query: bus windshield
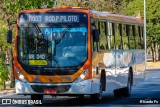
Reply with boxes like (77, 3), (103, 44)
(17, 12), (88, 69)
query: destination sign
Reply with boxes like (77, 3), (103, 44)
(19, 13), (87, 24)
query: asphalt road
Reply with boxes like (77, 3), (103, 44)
(1, 68), (160, 106)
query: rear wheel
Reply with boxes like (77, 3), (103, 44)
(114, 68), (133, 98)
(113, 89), (122, 98)
(123, 71), (132, 97)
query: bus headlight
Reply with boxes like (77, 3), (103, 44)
(16, 69), (28, 82)
(75, 69), (89, 83)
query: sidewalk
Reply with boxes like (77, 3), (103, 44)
(0, 81), (15, 97)
(0, 89), (15, 97)
(147, 61), (160, 69)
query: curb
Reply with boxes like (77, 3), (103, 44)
(0, 90), (16, 97)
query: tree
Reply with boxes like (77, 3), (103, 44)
(57, 0), (127, 13)
(0, 0), (55, 88)
(122, 0), (160, 62)
(0, 52), (9, 89)
(0, 20), (10, 89)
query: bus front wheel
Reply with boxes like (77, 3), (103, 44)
(31, 94), (43, 102)
(90, 84), (102, 103)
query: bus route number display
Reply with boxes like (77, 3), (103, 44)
(19, 13), (81, 24)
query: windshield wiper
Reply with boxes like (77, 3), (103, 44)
(52, 27), (70, 57)
(33, 24), (45, 39)
(55, 28), (69, 45)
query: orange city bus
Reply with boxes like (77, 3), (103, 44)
(8, 6), (146, 102)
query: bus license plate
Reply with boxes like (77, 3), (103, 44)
(44, 89), (58, 94)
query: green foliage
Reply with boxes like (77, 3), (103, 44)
(122, 0), (160, 62)
(2, 0), (55, 12)
(0, 0), (56, 88)
(57, 0), (128, 13)
(122, 0), (160, 47)
(0, 20), (10, 89)
(0, 52), (9, 89)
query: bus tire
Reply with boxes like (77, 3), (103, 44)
(122, 68), (133, 97)
(77, 94), (84, 100)
(113, 89), (122, 98)
(31, 94), (43, 103)
(90, 84), (102, 103)
(101, 69), (106, 91)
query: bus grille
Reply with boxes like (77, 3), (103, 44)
(31, 85), (71, 93)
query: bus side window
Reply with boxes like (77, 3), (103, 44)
(128, 25), (135, 49)
(132, 25), (136, 49)
(105, 21), (115, 50)
(139, 26), (144, 49)
(115, 23), (122, 50)
(99, 22), (107, 51)
(123, 24), (129, 50)
(135, 26), (141, 49)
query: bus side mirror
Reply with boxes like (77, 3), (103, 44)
(93, 29), (100, 42)
(7, 30), (12, 43)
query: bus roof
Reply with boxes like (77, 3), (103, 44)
(90, 10), (143, 25)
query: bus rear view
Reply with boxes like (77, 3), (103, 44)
(14, 7), (93, 101)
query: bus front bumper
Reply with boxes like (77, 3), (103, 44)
(15, 79), (92, 95)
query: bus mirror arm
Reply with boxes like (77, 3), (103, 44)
(93, 29), (100, 42)
(7, 30), (12, 44)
